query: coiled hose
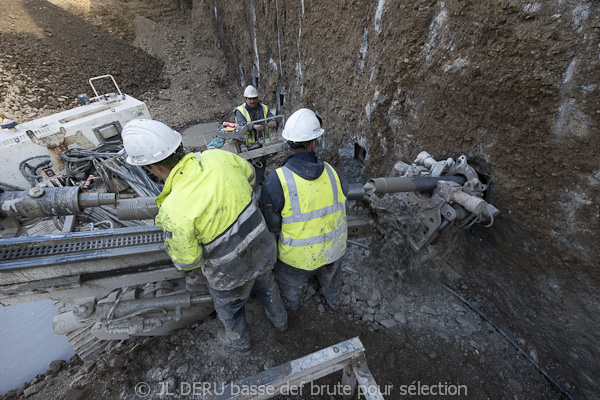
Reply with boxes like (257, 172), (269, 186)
(18, 155), (52, 186)
(61, 141), (123, 180)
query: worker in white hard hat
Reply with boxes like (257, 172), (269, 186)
(234, 85), (278, 184)
(258, 109), (350, 311)
(122, 119), (287, 351)
(235, 85), (278, 144)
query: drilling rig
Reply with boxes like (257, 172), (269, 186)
(0, 77), (498, 360)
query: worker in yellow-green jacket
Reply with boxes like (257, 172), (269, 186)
(122, 119), (287, 352)
(259, 109), (350, 311)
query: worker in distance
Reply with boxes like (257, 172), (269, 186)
(234, 84), (278, 145)
(234, 85), (279, 185)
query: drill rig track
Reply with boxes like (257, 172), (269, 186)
(0, 225), (180, 306)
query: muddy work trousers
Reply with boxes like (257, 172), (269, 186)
(274, 259), (342, 311)
(209, 269), (287, 349)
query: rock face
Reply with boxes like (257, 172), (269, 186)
(191, 1), (599, 399)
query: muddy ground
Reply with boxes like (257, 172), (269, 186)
(2, 241), (562, 400)
(0, 0), (592, 399)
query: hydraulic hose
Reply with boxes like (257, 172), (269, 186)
(19, 155), (52, 186)
(0, 182), (25, 192)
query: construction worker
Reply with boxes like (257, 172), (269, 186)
(122, 119), (287, 352)
(234, 85), (278, 144)
(234, 85), (278, 185)
(259, 109), (350, 311)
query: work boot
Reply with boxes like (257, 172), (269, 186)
(274, 320), (288, 333)
(217, 329), (250, 352)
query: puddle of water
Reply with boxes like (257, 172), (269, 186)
(0, 300), (75, 394)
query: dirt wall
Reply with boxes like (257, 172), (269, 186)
(192, 0), (599, 398)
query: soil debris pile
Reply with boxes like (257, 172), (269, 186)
(0, 0), (166, 124)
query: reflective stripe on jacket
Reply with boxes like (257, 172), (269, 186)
(275, 162), (347, 270)
(155, 150), (272, 290)
(235, 103), (269, 142)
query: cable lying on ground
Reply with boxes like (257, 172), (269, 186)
(442, 284), (575, 400)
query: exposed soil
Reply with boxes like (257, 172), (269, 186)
(1, 0), (595, 399)
(0, 0), (236, 130)
(0, 0), (165, 123)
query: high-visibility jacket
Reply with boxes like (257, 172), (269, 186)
(275, 162), (347, 270)
(155, 150), (274, 290)
(235, 103), (270, 143)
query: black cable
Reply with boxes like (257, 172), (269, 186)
(19, 155), (51, 186)
(102, 156), (161, 196)
(61, 141), (123, 180)
(0, 182), (25, 191)
(442, 284), (575, 400)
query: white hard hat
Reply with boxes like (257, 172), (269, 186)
(122, 119), (182, 166)
(244, 85), (259, 98)
(282, 108), (324, 142)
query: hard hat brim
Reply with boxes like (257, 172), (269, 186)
(125, 155), (149, 166)
(282, 127), (324, 142)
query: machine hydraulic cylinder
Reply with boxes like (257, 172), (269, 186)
(0, 187), (116, 218)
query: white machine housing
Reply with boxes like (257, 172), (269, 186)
(0, 77), (150, 188)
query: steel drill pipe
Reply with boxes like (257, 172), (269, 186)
(116, 197), (159, 220)
(363, 176), (467, 196)
(78, 192), (117, 208)
(346, 183), (366, 201)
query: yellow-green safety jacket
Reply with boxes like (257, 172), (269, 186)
(155, 150), (275, 290)
(235, 103), (270, 143)
(275, 162), (347, 270)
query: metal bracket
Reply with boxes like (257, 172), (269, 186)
(92, 120), (122, 142)
(89, 75), (124, 102)
(207, 337), (384, 399)
(447, 155), (479, 183)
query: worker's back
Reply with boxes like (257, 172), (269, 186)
(156, 149), (274, 290)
